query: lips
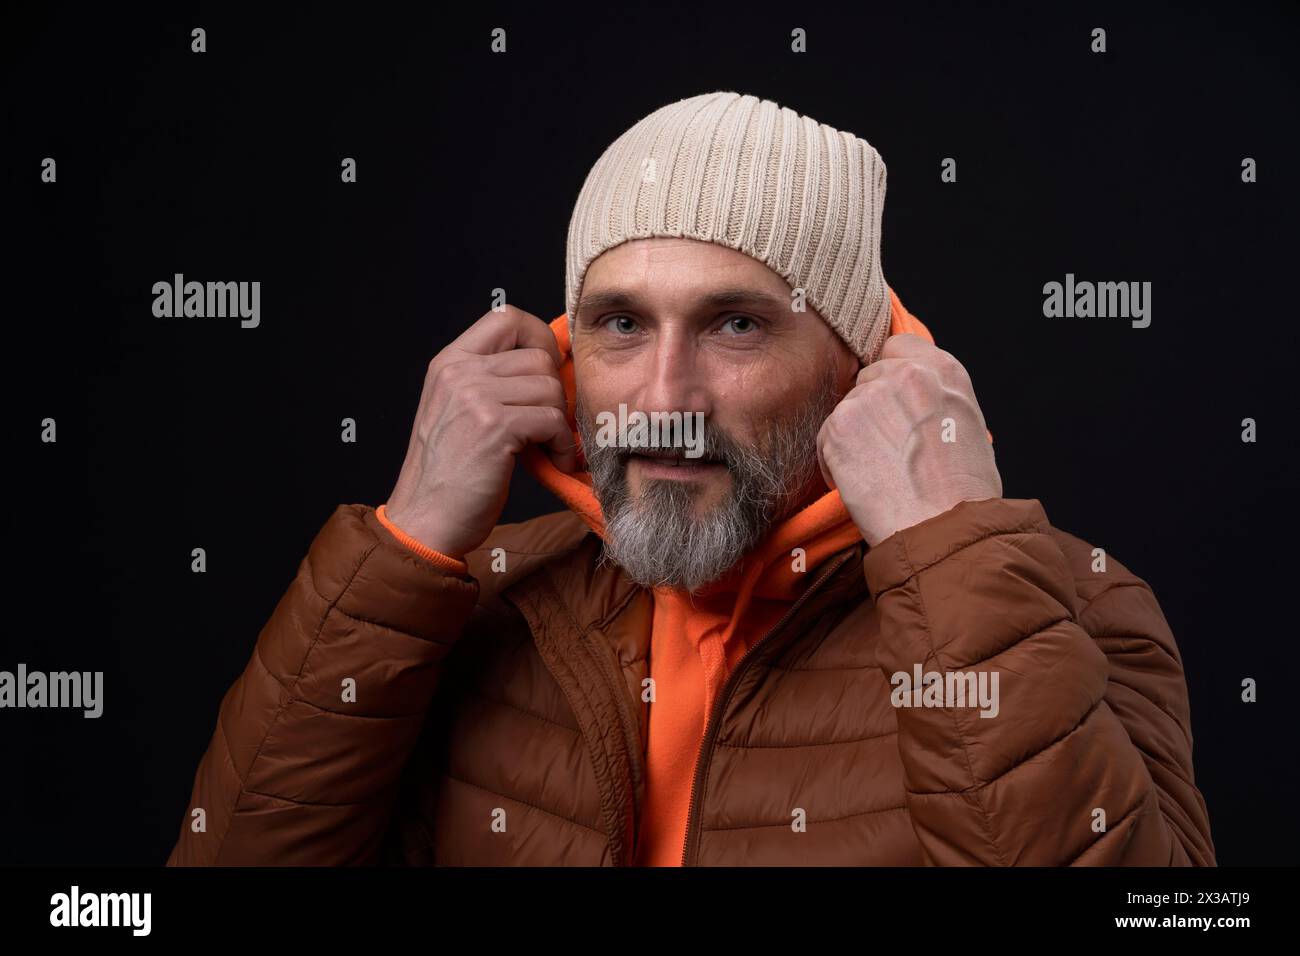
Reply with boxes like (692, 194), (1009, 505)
(627, 450), (723, 466)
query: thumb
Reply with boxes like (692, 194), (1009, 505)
(545, 429), (579, 475)
(816, 435), (838, 493)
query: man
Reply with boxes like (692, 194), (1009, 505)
(167, 91), (1215, 866)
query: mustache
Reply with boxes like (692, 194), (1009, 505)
(600, 420), (745, 468)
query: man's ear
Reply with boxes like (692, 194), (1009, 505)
(830, 338), (862, 394)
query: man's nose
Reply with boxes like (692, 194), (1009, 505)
(632, 328), (710, 417)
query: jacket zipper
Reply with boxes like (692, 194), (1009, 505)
(678, 549), (856, 866)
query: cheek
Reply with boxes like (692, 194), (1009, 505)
(573, 358), (622, 414)
(708, 358), (822, 430)
(575, 347), (655, 403)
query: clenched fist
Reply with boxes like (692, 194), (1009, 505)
(816, 333), (1002, 548)
(384, 306), (578, 557)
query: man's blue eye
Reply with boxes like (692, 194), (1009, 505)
(606, 315), (638, 334)
(724, 315), (757, 333)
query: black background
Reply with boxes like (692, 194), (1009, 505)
(3, 0), (1296, 865)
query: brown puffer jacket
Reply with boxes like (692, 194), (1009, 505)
(166, 496), (1216, 866)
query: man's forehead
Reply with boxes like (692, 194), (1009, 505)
(575, 286), (787, 316)
(578, 238), (791, 313)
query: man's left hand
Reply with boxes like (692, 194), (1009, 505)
(816, 333), (1003, 548)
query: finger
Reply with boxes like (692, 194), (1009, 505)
(418, 318), (563, 425)
(480, 374), (566, 411)
(452, 306), (563, 367)
(878, 332), (935, 361)
(854, 356), (913, 387)
(505, 404), (578, 473)
(424, 349), (560, 418)
(546, 428), (580, 474)
(480, 347), (565, 379)
(815, 422), (838, 492)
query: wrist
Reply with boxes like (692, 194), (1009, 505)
(857, 493), (1002, 549)
(376, 504), (469, 573)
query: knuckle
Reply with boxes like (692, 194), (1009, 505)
(429, 363), (452, 391)
(895, 361), (923, 387)
(882, 332), (923, 358)
(897, 362), (936, 393)
(459, 383), (485, 407)
(526, 347), (556, 372)
(476, 307), (514, 333)
(469, 400), (498, 430)
(929, 347), (956, 370)
(501, 303), (539, 327)
(432, 360), (465, 391)
(934, 350), (968, 381)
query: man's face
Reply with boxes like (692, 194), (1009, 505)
(572, 237), (861, 592)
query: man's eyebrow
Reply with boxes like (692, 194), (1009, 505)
(575, 290), (640, 315)
(699, 288), (787, 310)
(575, 287), (787, 316)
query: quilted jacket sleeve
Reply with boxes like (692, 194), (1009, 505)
(166, 504), (479, 865)
(861, 496), (1216, 866)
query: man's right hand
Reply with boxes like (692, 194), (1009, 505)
(384, 306), (578, 557)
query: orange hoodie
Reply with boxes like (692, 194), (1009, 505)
(378, 287), (947, 865)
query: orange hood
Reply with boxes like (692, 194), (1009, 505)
(518, 285), (945, 605)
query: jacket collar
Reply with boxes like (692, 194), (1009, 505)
(501, 531), (870, 865)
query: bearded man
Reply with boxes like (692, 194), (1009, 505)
(168, 91), (1215, 867)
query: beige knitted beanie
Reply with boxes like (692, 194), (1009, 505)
(565, 90), (891, 364)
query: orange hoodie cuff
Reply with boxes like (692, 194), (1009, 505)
(374, 504), (470, 576)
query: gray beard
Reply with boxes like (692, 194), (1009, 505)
(575, 368), (840, 594)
